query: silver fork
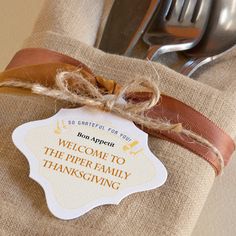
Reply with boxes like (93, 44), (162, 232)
(144, 0), (212, 60)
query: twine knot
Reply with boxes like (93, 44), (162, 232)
(103, 97), (116, 112)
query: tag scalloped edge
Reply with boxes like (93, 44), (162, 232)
(12, 107), (168, 220)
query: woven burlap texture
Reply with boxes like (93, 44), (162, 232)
(1, 0), (236, 235)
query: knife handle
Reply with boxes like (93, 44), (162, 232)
(124, 0), (160, 56)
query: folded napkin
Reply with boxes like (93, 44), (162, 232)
(1, 1), (236, 235)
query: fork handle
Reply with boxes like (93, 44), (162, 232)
(146, 45), (163, 60)
(180, 57), (213, 77)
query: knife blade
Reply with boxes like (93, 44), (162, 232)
(99, 0), (160, 55)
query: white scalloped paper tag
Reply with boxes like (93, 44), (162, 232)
(12, 106), (167, 220)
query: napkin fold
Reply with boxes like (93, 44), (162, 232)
(1, 0), (236, 235)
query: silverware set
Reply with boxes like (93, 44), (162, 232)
(99, 0), (236, 77)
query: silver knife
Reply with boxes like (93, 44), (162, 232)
(99, 0), (160, 56)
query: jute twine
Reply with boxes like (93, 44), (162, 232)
(0, 69), (224, 173)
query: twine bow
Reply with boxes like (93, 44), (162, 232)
(0, 68), (224, 173)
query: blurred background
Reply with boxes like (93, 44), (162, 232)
(0, 0), (44, 70)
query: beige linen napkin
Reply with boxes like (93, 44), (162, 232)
(192, 53), (236, 236)
(0, 1), (236, 235)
